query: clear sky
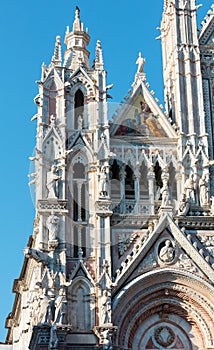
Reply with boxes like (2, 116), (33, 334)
(0, 0), (212, 342)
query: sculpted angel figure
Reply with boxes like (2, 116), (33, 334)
(99, 166), (109, 198)
(199, 173), (210, 207)
(47, 214), (60, 241)
(46, 165), (60, 199)
(102, 290), (112, 324)
(54, 288), (67, 325)
(136, 52), (146, 73)
(183, 173), (196, 203)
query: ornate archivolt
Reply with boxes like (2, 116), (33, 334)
(113, 269), (214, 349)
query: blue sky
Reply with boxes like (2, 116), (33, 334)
(0, 0), (212, 342)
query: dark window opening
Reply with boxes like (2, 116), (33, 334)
(125, 165), (135, 199)
(140, 163), (149, 199)
(154, 162), (163, 200)
(74, 89), (84, 129)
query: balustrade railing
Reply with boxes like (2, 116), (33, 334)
(111, 199), (153, 215)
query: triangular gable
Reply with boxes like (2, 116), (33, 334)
(43, 67), (64, 90)
(126, 230), (204, 285)
(66, 132), (94, 162)
(43, 126), (63, 145)
(68, 260), (95, 285)
(111, 83), (177, 138)
(113, 213), (214, 293)
(70, 66), (95, 88)
(199, 6), (214, 46)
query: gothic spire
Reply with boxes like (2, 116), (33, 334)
(51, 36), (62, 66)
(94, 40), (104, 70)
(64, 7), (90, 70)
(73, 6), (82, 31)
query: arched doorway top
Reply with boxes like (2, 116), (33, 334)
(113, 268), (214, 350)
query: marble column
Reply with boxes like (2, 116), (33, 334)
(148, 167), (155, 215)
(119, 166), (126, 214)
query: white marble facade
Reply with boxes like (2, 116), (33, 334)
(4, 3), (214, 350)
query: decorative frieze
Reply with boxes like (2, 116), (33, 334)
(38, 199), (68, 213)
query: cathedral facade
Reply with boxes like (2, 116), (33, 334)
(3, 1), (214, 349)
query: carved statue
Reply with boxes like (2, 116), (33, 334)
(199, 174), (210, 207)
(178, 193), (190, 215)
(161, 185), (170, 207)
(102, 290), (112, 324)
(55, 288), (67, 324)
(102, 329), (113, 350)
(183, 173), (196, 203)
(29, 294), (41, 326)
(159, 240), (175, 263)
(45, 294), (56, 324)
(50, 114), (56, 126)
(78, 114), (83, 129)
(24, 247), (48, 265)
(136, 52), (146, 73)
(47, 214), (60, 241)
(37, 291), (49, 324)
(46, 165), (60, 199)
(99, 166), (109, 198)
(211, 197), (214, 215)
(49, 323), (58, 349)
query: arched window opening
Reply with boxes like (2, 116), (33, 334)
(49, 82), (57, 122)
(73, 183), (78, 221)
(71, 159), (88, 258)
(73, 226), (78, 257)
(74, 89), (84, 129)
(67, 280), (92, 330)
(125, 165), (135, 199)
(154, 162), (163, 200)
(168, 162), (177, 199)
(73, 226), (86, 258)
(73, 163), (85, 179)
(110, 160), (120, 200)
(139, 163), (149, 199)
(81, 184), (86, 221)
(72, 162), (87, 222)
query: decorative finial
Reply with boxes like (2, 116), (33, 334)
(94, 40), (104, 70)
(51, 35), (62, 66)
(75, 6), (80, 19)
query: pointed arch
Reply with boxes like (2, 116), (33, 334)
(67, 277), (95, 330)
(154, 161), (163, 201)
(168, 162), (177, 200)
(43, 69), (64, 124)
(125, 163), (135, 200)
(74, 89), (84, 129)
(42, 129), (63, 162)
(139, 161), (149, 199)
(49, 82), (57, 120)
(67, 151), (89, 258)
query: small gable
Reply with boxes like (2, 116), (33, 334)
(111, 84), (176, 139)
(115, 94), (167, 137)
(127, 229), (203, 285)
(113, 214), (214, 294)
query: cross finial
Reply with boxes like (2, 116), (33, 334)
(75, 6), (80, 19)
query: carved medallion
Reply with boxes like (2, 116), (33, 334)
(154, 326), (175, 347)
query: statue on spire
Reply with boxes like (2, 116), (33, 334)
(136, 52), (146, 73)
(75, 6), (80, 19)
